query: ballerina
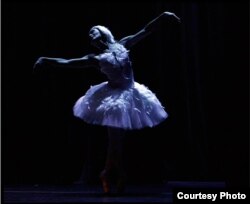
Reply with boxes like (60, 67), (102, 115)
(34, 11), (180, 193)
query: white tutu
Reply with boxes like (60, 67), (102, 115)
(73, 81), (168, 130)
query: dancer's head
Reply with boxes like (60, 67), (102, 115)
(89, 25), (115, 49)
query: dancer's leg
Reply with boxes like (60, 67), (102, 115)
(100, 127), (125, 193)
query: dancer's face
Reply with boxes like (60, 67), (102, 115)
(89, 28), (101, 42)
(89, 28), (107, 50)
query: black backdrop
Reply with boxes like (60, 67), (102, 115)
(2, 1), (249, 187)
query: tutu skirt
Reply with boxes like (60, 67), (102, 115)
(73, 81), (168, 130)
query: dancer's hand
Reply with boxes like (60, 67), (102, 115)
(162, 11), (181, 23)
(33, 57), (47, 72)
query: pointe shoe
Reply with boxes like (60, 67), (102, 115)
(100, 170), (110, 194)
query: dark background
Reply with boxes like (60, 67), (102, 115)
(2, 1), (249, 187)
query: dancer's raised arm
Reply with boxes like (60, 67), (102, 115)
(33, 54), (99, 70)
(119, 11), (180, 49)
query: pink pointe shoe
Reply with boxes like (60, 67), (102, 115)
(100, 170), (110, 194)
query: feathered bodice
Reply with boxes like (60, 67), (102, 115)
(98, 43), (134, 89)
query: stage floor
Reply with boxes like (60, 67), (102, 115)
(4, 181), (226, 203)
(4, 183), (172, 203)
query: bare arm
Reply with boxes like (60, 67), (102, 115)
(119, 12), (180, 49)
(33, 54), (99, 70)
